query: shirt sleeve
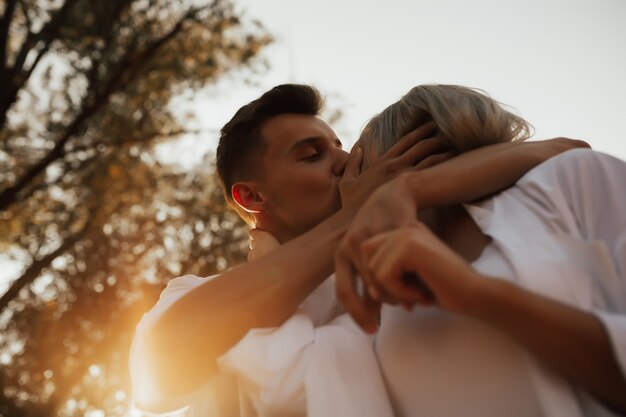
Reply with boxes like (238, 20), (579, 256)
(217, 312), (394, 417)
(518, 149), (626, 380)
(129, 274), (209, 413)
(130, 274), (393, 416)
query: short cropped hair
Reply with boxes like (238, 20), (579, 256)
(216, 84), (324, 224)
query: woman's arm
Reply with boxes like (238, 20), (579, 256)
(474, 275), (626, 413)
(344, 149), (626, 413)
(335, 138), (589, 326)
(358, 223), (626, 413)
(410, 137), (590, 207)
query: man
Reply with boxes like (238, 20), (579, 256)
(130, 84), (584, 415)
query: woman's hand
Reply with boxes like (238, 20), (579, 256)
(338, 121), (450, 214)
(335, 174), (422, 331)
(362, 223), (484, 311)
(338, 220), (487, 332)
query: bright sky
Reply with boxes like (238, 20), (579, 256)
(163, 0), (626, 165)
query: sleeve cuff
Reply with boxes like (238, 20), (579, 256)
(217, 312), (394, 417)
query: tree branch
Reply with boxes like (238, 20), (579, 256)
(6, 147), (102, 206)
(0, 0), (18, 74)
(84, 0), (135, 100)
(10, 0), (77, 78)
(0, 217), (91, 313)
(0, 0), (79, 130)
(0, 7), (206, 212)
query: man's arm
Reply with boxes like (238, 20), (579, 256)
(144, 208), (350, 399)
(141, 136), (586, 405)
(139, 124), (441, 404)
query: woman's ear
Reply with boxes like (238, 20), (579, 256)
(231, 182), (265, 214)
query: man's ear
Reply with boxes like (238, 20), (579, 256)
(231, 182), (265, 214)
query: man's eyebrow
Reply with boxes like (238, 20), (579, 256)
(287, 137), (320, 154)
(288, 136), (343, 154)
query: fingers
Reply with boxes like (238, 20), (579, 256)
(384, 121), (437, 158)
(343, 146), (363, 179)
(356, 236), (389, 302)
(362, 291), (382, 327)
(360, 227), (436, 305)
(347, 225), (397, 304)
(396, 136), (446, 167)
(335, 249), (379, 333)
(337, 224), (439, 334)
(364, 235), (427, 304)
(413, 151), (456, 170)
(401, 272), (436, 304)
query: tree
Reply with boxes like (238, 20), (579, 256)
(0, 0), (270, 415)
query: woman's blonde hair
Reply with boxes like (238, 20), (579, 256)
(359, 84), (532, 159)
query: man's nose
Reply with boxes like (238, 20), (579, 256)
(332, 148), (350, 177)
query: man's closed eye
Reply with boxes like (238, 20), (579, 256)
(301, 151), (322, 161)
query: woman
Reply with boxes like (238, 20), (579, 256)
(336, 84), (626, 416)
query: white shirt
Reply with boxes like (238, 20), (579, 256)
(131, 148), (626, 417)
(377, 244), (542, 417)
(130, 232), (391, 417)
(378, 149), (626, 417)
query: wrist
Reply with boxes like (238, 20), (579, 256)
(390, 172), (417, 205)
(402, 170), (431, 209)
(462, 273), (518, 321)
(325, 207), (355, 238)
(335, 205), (358, 224)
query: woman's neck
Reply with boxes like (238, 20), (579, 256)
(422, 205), (492, 264)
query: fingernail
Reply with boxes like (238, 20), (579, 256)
(366, 323), (378, 334)
(368, 286), (380, 301)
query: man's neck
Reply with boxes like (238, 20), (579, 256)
(254, 217), (321, 245)
(254, 220), (292, 245)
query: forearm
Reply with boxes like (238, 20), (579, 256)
(147, 208), (353, 397)
(469, 276), (626, 412)
(408, 138), (589, 208)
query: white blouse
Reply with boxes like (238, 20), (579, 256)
(377, 243), (542, 417)
(130, 232), (390, 417)
(378, 149), (626, 417)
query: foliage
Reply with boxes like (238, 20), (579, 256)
(0, 0), (270, 415)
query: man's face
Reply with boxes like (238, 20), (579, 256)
(256, 113), (348, 241)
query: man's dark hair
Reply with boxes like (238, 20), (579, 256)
(216, 84), (324, 223)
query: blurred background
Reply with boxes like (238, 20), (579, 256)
(0, 0), (624, 416)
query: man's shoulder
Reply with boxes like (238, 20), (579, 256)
(159, 274), (217, 298)
(165, 273), (214, 287)
(137, 274), (218, 329)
